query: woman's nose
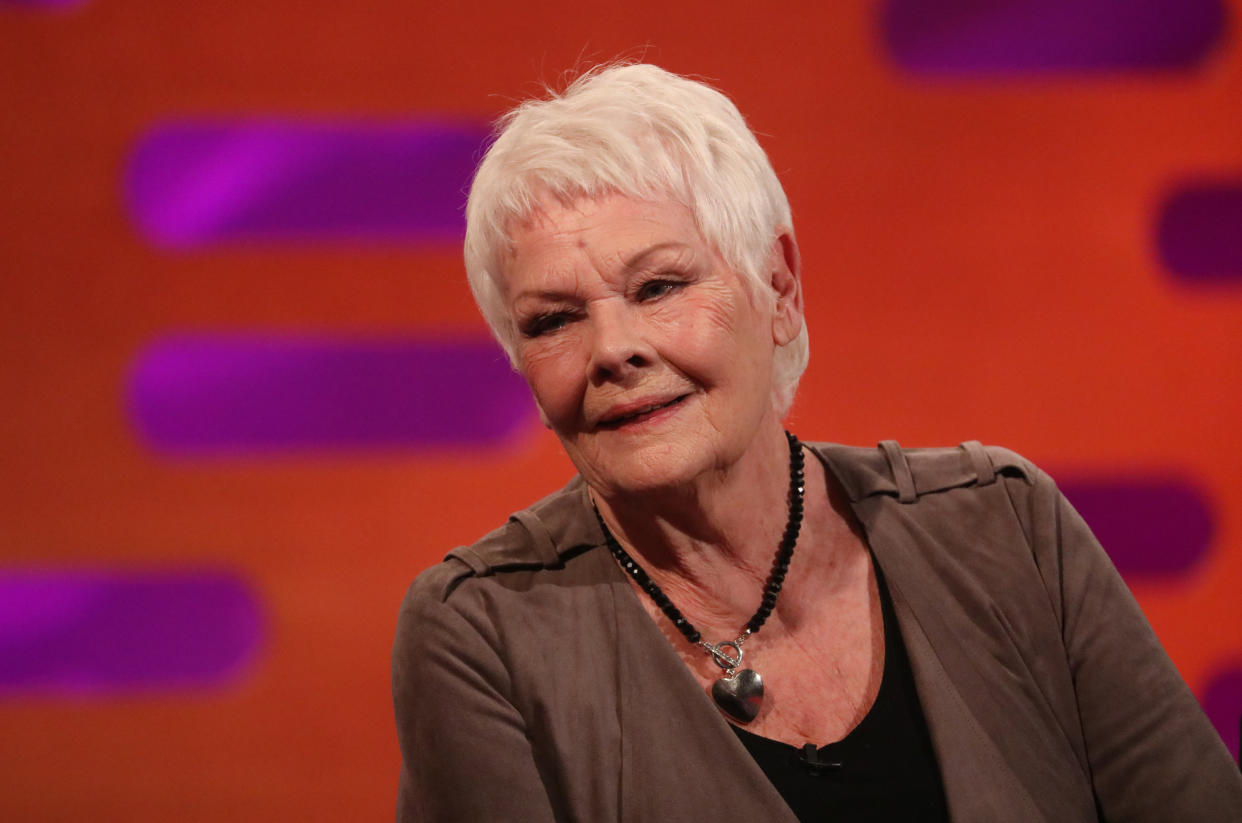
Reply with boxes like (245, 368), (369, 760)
(586, 303), (651, 383)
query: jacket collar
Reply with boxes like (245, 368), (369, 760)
(447, 440), (1031, 575)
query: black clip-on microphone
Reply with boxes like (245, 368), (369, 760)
(799, 743), (843, 775)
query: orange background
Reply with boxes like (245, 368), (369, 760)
(2, 1), (1240, 818)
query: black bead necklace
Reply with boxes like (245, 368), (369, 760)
(594, 430), (805, 723)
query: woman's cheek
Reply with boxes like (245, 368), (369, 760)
(650, 291), (735, 333)
(673, 291), (741, 341)
(519, 332), (582, 371)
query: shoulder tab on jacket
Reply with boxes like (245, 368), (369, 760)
(408, 554), (476, 604)
(446, 518), (539, 576)
(440, 475), (604, 579)
(810, 440), (1033, 503)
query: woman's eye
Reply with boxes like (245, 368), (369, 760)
(636, 279), (682, 301)
(522, 311), (573, 338)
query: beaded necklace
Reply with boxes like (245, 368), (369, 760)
(594, 430), (805, 723)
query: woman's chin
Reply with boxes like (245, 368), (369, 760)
(574, 441), (709, 500)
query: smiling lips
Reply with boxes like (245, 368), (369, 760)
(596, 395), (688, 429)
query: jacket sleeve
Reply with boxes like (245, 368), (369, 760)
(391, 569), (557, 823)
(1015, 465), (1242, 821)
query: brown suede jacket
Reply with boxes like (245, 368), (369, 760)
(392, 441), (1242, 821)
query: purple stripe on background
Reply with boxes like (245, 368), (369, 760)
(126, 120), (489, 249)
(1202, 664), (1242, 760)
(128, 335), (533, 454)
(1057, 478), (1214, 578)
(0, 0), (85, 7)
(0, 570), (262, 695)
(1156, 183), (1242, 281)
(880, 0), (1226, 75)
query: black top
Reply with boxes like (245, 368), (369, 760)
(730, 560), (950, 822)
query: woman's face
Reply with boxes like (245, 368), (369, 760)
(501, 194), (801, 497)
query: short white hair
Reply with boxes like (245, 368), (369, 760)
(464, 63), (809, 415)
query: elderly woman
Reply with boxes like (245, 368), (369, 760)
(392, 64), (1242, 821)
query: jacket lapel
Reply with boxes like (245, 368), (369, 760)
(879, 550), (1047, 822)
(814, 442), (1050, 822)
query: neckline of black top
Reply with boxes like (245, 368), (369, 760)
(728, 557), (950, 822)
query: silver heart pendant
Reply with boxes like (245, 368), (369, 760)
(711, 668), (764, 723)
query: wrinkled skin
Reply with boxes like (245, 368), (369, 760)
(501, 194), (803, 502)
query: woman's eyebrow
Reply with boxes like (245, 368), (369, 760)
(512, 288), (574, 305)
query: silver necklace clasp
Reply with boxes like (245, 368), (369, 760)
(702, 639), (744, 673)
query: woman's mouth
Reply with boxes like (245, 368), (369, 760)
(597, 395), (688, 430)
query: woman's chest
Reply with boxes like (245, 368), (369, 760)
(650, 566), (885, 746)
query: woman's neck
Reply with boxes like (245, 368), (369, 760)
(592, 424), (801, 628)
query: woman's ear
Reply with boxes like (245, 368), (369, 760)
(768, 229), (804, 347)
